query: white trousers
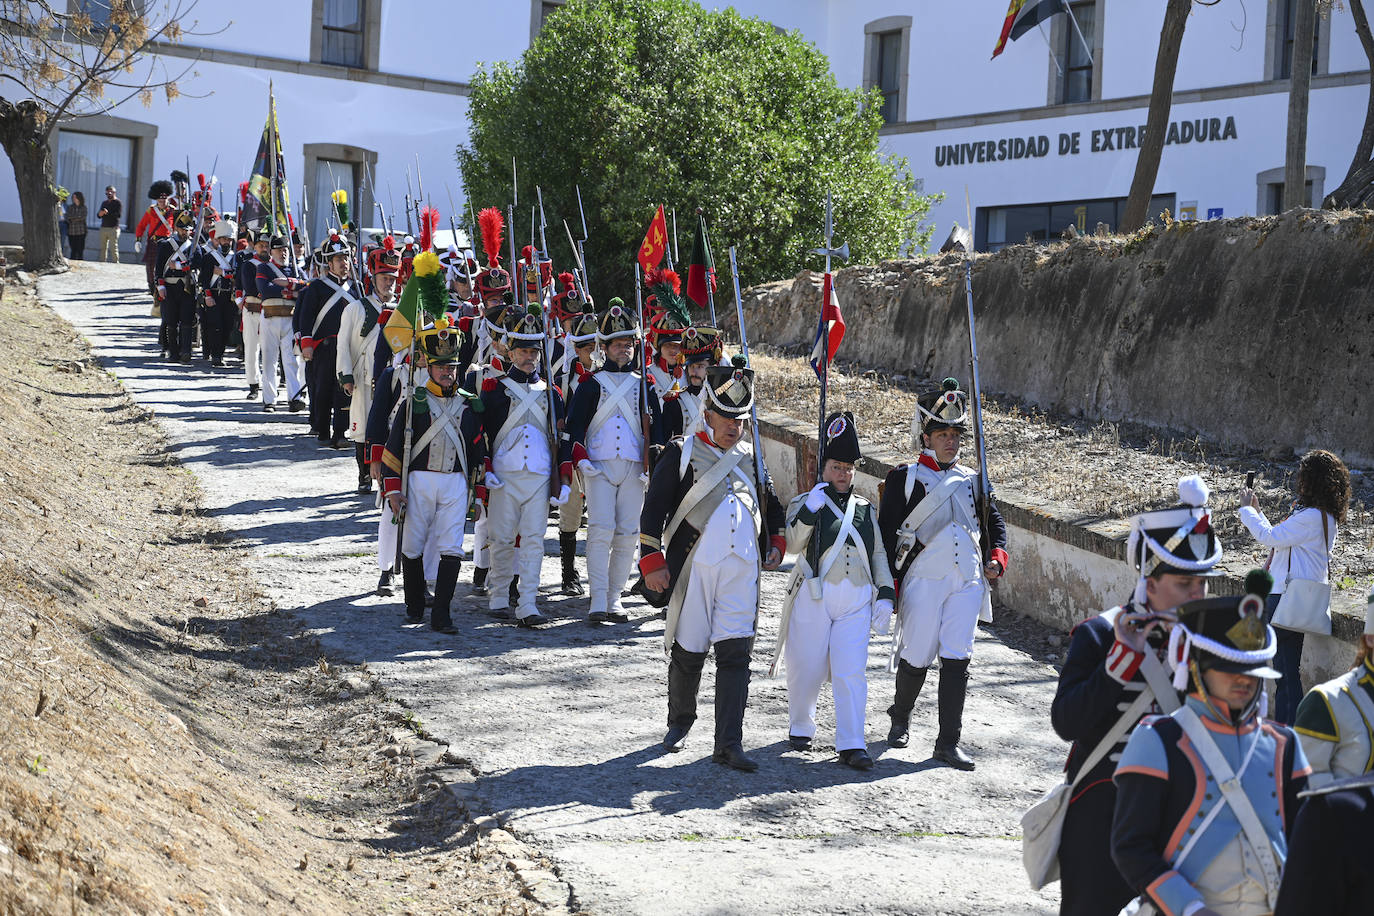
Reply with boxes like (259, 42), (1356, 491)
(785, 580), (874, 750)
(241, 308), (262, 387)
(486, 469), (549, 619)
(675, 552), (758, 654)
(259, 315), (305, 405)
(896, 567), (985, 668)
(472, 503), (489, 568)
(377, 503), (438, 578)
(400, 470), (469, 561)
(583, 458), (643, 615)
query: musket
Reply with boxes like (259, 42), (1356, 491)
(963, 190), (992, 539)
(728, 246), (767, 495)
(533, 186), (561, 499)
(386, 180), (399, 236)
(563, 219), (593, 306)
(669, 208), (679, 270)
(413, 153), (425, 212)
(393, 322), (420, 574)
(633, 263), (651, 475)
(404, 167), (416, 237)
(574, 184), (590, 290)
(298, 179), (311, 251)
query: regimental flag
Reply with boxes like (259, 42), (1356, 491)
(241, 90), (292, 233)
(992, 0), (1067, 59)
(685, 213), (716, 310)
(809, 272), (845, 381)
(383, 250), (446, 353)
(637, 204), (668, 274)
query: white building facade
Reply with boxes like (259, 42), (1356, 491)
(1, 1), (1365, 255)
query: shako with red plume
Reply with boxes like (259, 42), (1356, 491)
(476, 207), (511, 298)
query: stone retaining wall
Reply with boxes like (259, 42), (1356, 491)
(736, 210), (1374, 468)
(755, 408), (1364, 686)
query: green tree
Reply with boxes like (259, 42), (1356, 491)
(457, 0), (937, 303)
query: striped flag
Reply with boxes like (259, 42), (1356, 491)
(809, 272), (845, 380)
(992, 0), (1067, 59)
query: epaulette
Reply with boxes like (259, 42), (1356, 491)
(459, 388), (484, 412)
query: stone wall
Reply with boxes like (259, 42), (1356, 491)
(737, 210), (1374, 467)
(754, 407), (1365, 687)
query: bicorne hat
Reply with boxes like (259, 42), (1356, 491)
(821, 411), (862, 465)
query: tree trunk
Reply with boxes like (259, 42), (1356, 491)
(1325, 0), (1374, 207)
(1120, 0), (1193, 233)
(0, 98), (64, 272)
(1283, 0), (1317, 210)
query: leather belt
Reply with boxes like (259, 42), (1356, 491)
(262, 302), (293, 318)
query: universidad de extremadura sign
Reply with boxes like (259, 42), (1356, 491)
(933, 114), (1238, 167)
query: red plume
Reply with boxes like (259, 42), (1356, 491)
(237, 181), (249, 204)
(478, 207), (504, 267)
(521, 244), (535, 264)
(382, 234), (396, 251)
(558, 271), (576, 292)
(419, 206), (439, 252)
(645, 267), (681, 296)
(197, 173), (208, 192)
(287, 213), (296, 230)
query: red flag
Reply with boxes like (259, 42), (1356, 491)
(685, 214), (715, 309)
(809, 272), (845, 380)
(637, 204), (668, 274)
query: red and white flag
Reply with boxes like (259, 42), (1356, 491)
(809, 272), (845, 380)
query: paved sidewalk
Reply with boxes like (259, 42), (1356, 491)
(44, 262), (1066, 915)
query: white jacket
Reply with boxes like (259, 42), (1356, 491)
(1239, 505), (1336, 592)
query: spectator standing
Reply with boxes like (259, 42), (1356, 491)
(96, 186), (122, 263)
(1237, 449), (1350, 724)
(64, 192), (88, 260)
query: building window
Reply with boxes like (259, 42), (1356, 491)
(541, 2), (562, 26)
(56, 131), (135, 232)
(1265, 180), (1314, 213)
(1274, 0), (1320, 80)
(1256, 165), (1324, 213)
(68, 0), (146, 26)
(311, 159), (357, 247)
(532, 0), (565, 40)
(863, 16), (911, 126)
(320, 0), (364, 68)
(978, 193), (1176, 252)
(1061, 1), (1096, 104)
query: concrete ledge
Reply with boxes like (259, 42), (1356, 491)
(754, 407), (1364, 684)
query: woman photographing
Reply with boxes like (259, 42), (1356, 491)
(1237, 449), (1350, 724)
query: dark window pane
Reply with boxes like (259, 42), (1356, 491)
(323, 0), (362, 30)
(57, 131), (135, 231)
(873, 30), (902, 123)
(1276, 0), (1320, 79)
(76, 1), (113, 27)
(1066, 3), (1094, 69)
(313, 160), (357, 247)
(542, 3), (562, 27)
(322, 29), (363, 67)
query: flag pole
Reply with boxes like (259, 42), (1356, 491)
(700, 211), (718, 327)
(1064, 3), (1094, 66)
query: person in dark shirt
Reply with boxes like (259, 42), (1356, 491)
(96, 186), (122, 263)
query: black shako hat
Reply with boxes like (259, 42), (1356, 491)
(1169, 570), (1280, 685)
(704, 355), (754, 419)
(821, 411), (861, 465)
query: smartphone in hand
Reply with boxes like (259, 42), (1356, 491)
(1245, 472), (1256, 488)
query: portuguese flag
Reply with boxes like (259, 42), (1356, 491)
(685, 213), (715, 310)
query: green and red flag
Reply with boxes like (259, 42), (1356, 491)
(685, 213), (716, 310)
(637, 204), (668, 274)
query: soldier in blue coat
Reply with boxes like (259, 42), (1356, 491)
(296, 233), (358, 447)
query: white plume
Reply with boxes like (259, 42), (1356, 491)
(1177, 475), (1210, 508)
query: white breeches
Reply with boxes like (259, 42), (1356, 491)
(896, 567), (985, 668)
(583, 458), (643, 615)
(400, 470), (469, 561)
(258, 315), (305, 404)
(785, 580), (874, 751)
(378, 502), (439, 579)
(486, 470), (549, 619)
(241, 309), (262, 387)
(675, 552), (758, 654)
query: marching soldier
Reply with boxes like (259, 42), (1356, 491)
(660, 326), (720, 440)
(236, 230), (270, 400)
(563, 300), (664, 624)
(134, 178), (175, 301)
(877, 378), (1008, 771)
(441, 245), (480, 314)
(255, 234), (308, 413)
(381, 316), (484, 634)
(196, 217), (239, 367)
(155, 210), (198, 363)
(554, 310), (599, 597)
(338, 236), (401, 492)
(639, 357), (785, 771)
(480, 307), (570, 627)
(775, 412), (895, 771)
(297, 232), (359, 449)
(1112, 569), (1309, 916)
(644, 268), (690, 401)
(1050, 477), (1220, 916)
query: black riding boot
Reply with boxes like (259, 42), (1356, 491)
(933, 657), (975, 771)
(711, 637), (757, 771)
(663, 642), (707, 751)
(559, 531), (584, 596)
(401, 555), (425, 623)
(472, 565), (489, 596)
(355, 444), (371, 493)
(430, 555), (461, 633)
(886, 659), (928, 748)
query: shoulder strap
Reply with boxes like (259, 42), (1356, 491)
(1174, 707), (1283, 905)
(816, 493), (863, 581)
(661, 444), (747, 551)
(1069, 689), (1155, 790)
(900, 472), (966, 535)
(1139, 651), (1182, 714)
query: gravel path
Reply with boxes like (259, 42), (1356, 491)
(44, 262), (1065, 915)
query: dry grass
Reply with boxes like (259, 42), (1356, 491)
(750, 347), (1374, 585)
(0, 279), (541, 914)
